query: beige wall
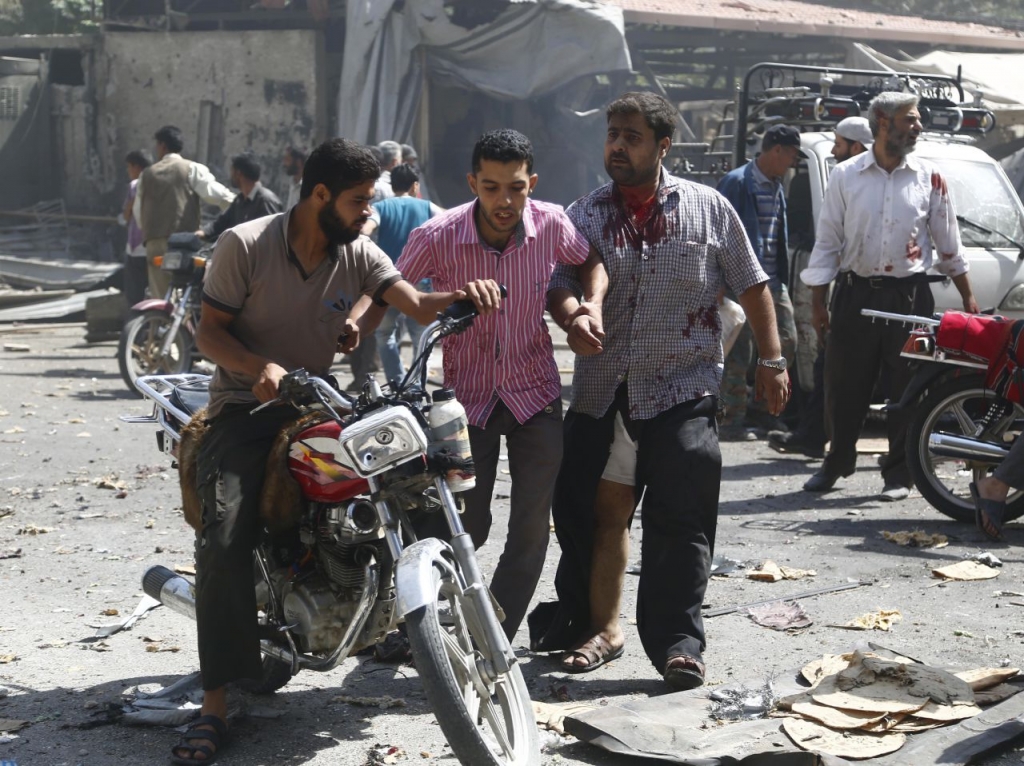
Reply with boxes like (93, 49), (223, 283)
(92, 29), (326, 210)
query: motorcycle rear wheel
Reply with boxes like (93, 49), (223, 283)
(906, 373), (1024, 523)
(405, 555), (539, 766)
(118, 309), (193, 395)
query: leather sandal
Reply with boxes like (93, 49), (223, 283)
(560, 634), (625, 674)
(664, 654), (706, 691)
(170, 714), (228, 765)
(970, 482), (1006, 542)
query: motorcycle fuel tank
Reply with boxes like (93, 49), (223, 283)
(288, 420), (370, 502)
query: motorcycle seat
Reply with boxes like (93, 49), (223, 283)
(170, 380), (211, 418)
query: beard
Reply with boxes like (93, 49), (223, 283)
(318, 203), (361, 248)
(886, 128), (917, 159)
(605, 153), (658, 187)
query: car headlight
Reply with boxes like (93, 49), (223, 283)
(339, 407), (428, 477)
(1000, 283), (1024, 311)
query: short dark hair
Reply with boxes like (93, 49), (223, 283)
(286, 145), (308, 163)
(606, 92), (677, 142)
(231, 151), (262, 182)
(390, 163), (419, 193)
(300, 138), (381, 200)
(125, 149), (152, 169)
(368, 145), (384, 170)
(471, 129), (533, 174)
(401, 143), (418, 162)
(154, 125), (184, 154)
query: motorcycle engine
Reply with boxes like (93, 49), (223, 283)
(282, 500), (384, 653)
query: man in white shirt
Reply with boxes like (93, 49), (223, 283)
(133, 125), (235, 297)
(282, 145), (307, 210)
(801, 92), (978, 501)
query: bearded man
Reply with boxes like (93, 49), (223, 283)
(801, 92), (978, 501)
(169, 138), (499, 764)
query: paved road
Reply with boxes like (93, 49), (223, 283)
(1, 323), (1023, 765)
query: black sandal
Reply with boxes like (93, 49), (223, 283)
(664, 654), (706, 691)
(170, 714), (228, 765)
(970, 482), (1006, 542)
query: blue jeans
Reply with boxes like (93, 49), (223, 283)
(375, 306), (428, 384)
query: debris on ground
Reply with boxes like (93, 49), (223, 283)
(746, 560), (816, 582)
(364, 745), (406, 765)
(776, 649), (1019, 759)
(710, 555), (745, 577)
(173, 564), (196, 576)
(708, 679), (778, 720)
(332, 695), (406, 709)
(880, 530), (948, 548)
(932, 560), (1000, 581)
(533, 700), (597, 734)
(745, 600), (812, 631)
(973, 551), (1003, 568)
(0, 547), (22, 559)
(835, 608), (903, 632)
(0, 719), (28, 733)
(87, 595), (161, 639)
(93, 475), (127, 491)
(16, 525), (52, 535)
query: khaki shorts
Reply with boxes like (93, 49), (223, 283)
(601, 410), (637, 486)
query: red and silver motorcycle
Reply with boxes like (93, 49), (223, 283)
(118, 233), (210, 394)
(865, 308), (1024, 524)
(123, 294), (539, 766)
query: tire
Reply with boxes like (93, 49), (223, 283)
(405, 556), (539, 766)
(239, 656), (292, 695)
(117, 309), (193, 394)
(906, 373), (1024, 523)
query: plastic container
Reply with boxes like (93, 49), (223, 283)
(427, 389), (476, 492)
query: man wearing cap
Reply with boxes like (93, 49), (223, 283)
(770, 117), (873, 458)
(716, 124), (801, 439)
(801, 92), (978, 501)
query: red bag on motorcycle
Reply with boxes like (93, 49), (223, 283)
(934, 311), (1014, 365)
(985, 319), (1024, 405)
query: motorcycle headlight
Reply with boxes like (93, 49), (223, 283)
(339, 407), (428, 478)
(160, 250), (187, 272)
(999, 283), (1024, 311)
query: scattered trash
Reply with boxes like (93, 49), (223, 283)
(88, 596), (161, 639)
(0, 506), (12, 519)
(0, 655), (16, 664)
(0, 719), (28, 733)
(0, 548), (22, 559)
(144, 644), (180, 653)
(933, 560), (1000, 581)
(16, 525), (52, 535)
(954, 667), (1020, 690)
(366, 745), (406, 765)
(331, 695), (406, 709)
(745, 600), (812, 631)
(2, 343), (29, 352)
(746, 560), (816, 582)
(783, 717), (906, 759)
(994, 590), (1024, 597)
(93, 475), (127, 491)
(973, 551), (1003, 568)
(710, 555), (745, 577)
(533, 700), (597, 735)
(174, 564), (196, 576)
(835, 609), (903, 632)
(549, 682), (573, 702)
(704, 580), (868, 618)
(954, 630), (974, 638)
(100, 608), (119, 617)
(881, 530), (948, 548)
(708, 679), (777, 721)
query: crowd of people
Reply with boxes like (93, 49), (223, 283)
(122, 91), (996, 765)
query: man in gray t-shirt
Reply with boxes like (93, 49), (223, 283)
(170, 138), (501, 765)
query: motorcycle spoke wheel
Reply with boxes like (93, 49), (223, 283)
(405, 556), (539, 766)
(907, 374), (1024, 523)
(118, 310), (193, 394)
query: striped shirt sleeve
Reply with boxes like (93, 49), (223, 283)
(557, 212), (591, 266)
(395, 224), (435, 285)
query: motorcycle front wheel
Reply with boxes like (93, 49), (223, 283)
(405, 554), (539, 766)
(117, 309), (193, 394)
(906, 373), (1024, 523)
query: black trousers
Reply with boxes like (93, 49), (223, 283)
(461, 398), (564, 640)
(194, 403), (300, 691)
(822, 273), (934, 487)
(550, 390), (721, 672)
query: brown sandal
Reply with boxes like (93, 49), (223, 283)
(560, 634), (625, 674)
(664, 654), (705, 690)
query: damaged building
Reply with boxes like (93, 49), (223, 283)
(1, 0), (1024, 219)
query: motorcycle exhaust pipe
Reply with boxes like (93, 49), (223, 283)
(928, 433), (1009, 463)
(143, 565), (197, 621)
(143, 565), (299, 667)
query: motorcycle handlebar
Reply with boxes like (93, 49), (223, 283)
(441, 283), (508, 322)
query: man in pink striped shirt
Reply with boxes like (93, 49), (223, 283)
(398, 129), (607, 640)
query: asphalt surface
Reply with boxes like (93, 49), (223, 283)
(2, 322), (1024, 766)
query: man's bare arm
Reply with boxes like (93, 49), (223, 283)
(196, 303), (288, 403)
(381, 278), (501, 326)
(736, 281), (789, 415)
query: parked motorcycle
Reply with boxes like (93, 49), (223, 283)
(117, 232), (210, 395)
(864, 308), (1024, 523)
(123, 293), (540, 766)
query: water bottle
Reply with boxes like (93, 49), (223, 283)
(427, 389), (476, 492)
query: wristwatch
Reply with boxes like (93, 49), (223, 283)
(757, 356), (787, 371)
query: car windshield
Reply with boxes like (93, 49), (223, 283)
(930, 157), (1024, 250)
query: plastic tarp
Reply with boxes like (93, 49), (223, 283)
(337, 0), (631, 144)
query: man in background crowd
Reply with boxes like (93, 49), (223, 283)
(119, 149), (151, 305)
(134, 125), (234, 298)
(198, 151), (283, 242)
(283, 145), (307, 209)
